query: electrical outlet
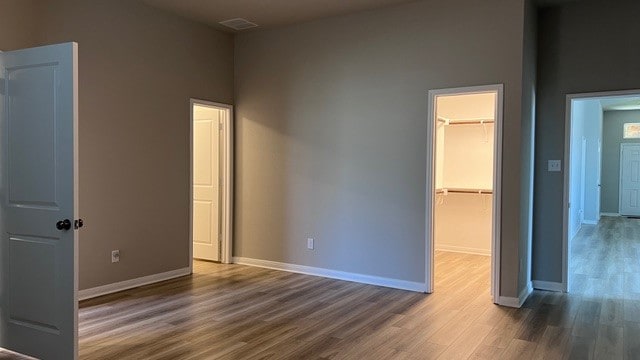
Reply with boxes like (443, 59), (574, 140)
(307, 238), (314, 250)
(548, 160), (561, 172)
(111, 250), (120, 263)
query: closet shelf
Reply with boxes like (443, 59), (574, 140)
(436, 187), (493, 195)
(437, 116), (495, 125)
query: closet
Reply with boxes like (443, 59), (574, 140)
(434, 93), (496, 256)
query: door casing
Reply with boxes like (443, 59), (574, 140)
(562, 89), (640, 292)
(425, 84), (503, 304)
(189, 99), (233, 269)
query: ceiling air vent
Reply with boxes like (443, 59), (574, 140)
(219, 18), (258, 31)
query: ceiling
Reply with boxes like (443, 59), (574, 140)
(600, 97), (640, 111)
(142, 0), (420, 32)
(142, 0), (582, 33)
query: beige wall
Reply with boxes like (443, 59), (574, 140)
(32, 0), (234, 290)
(437, 93), (496, 190)
(235, 0), (530, 297)
(443, 124), (495, 190)
(0, 0), (41, 50)
(435, 194), (493, 255)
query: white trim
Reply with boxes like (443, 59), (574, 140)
(532, 280), (564, 292)
(426, 84), (503, 304)
(582, 220), (598, 225)
(190, 99), (234, 266)
(497, 282), (532, 308)
(78, 267), (191, 301)
(571, 224), (582, 241)
(620, 143), (640, 216)
(600, 212), (621, 217)
(435, 246), (491, 256)
(563, 89), (640, 294)
(233, 257), (427, 293)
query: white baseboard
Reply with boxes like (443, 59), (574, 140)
(569, 223), (582, 242)
(435, 245), (491, 256)
(582, 220), (598, 225)
(532, 280), (564, 292)
(79, 267), (191, 301)
(497, 281), (532, 308)
(600, 212), (620, 217)
(233, 257), (427, 293)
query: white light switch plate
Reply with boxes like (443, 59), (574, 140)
(548, 160), (561, 172)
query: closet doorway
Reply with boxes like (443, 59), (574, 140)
(190, 99), (234, 266)
(426, 85), (503, 304)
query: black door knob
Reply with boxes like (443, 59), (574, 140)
(74, 219), (84, 229)
(56, 219), (72, 231)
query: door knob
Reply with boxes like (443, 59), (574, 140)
(74, 219), (84, 229)
(56, 219), (72, 231)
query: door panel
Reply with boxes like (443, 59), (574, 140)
(193, 106), (220, 261)
(1, 43), (78, 360)
(8, 65), (58, 206)
(620, 145), (640, 216)
(193, 201), (213, 245)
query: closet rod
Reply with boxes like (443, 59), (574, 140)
(436, 189), (493, 195)
(437, 116), (495, 125)
(448, 120), (494, 125)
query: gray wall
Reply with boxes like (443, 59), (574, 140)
(235, 0), (531, 297)
(534, 0), (640, 283)
(33, 0), (234, 290)
(520, 0), (537, 294)
(601, 110), (640, 213)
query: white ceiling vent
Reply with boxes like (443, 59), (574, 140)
(219, 18), (258, 31)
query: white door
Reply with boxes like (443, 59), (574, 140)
(620, 144), (640, 216)
(0, 43), (79, 359)
(193, 105), (221, 261)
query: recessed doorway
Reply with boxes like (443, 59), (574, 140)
(190, 99), (233, 266)
(426, 85), (503, 304)
(563, 90), (640, 294)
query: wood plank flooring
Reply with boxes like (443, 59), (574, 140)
(77, 216), (640, 359)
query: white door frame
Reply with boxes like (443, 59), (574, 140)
(426, 84), (504, 304)
(562, 89), (640, 292)
(189, 99), (233, 270)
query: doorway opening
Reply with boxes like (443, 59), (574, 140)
(564, 90), (640, 295)
(426, 85), (503, 304)
(190, 99), (233, 269)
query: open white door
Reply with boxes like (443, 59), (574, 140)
(0, 43), (79, 359)
(620, 144), (640, 216)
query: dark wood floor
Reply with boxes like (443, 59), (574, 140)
(78, 216), (640, 359)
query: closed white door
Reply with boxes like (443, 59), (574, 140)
(620, 144), (640, 216)
(0, 43), (78, 359)
(193, 105), (221, 261)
